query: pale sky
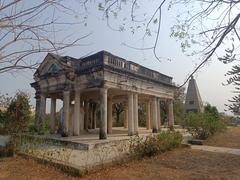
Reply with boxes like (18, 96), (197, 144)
(0, 1), (236, 114)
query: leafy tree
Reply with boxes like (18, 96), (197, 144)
(160, 101), (167, 125)
(80, 0), (240, 88)
(173, 86), (185, 125)
(0, 93), (13, 109)
(113, 103), (124, 126)
(83, 0), (240, 113)
(186, 111), (225, 140)
(138, 103), (146, 127)
(4, 91), (31, 134)
(204, 103), (219, 119)
(169, 0), (240, 86)
(224, 66), (240, 115)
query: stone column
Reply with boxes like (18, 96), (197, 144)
(84, 101), (89, 130)
(128, 92), (134, 136)
(146, 101), (151, 130)
(107, 96), (113, 134)
(168, 99), (174, 128)
(92, 103), (97, 129)
(73, 89), (81, 136)
(88, 103), (93, 129)
(35, 94), (46, 132)
(63, 91), (70, 136)
(99, 88), (108, 139)
(152, 97), (158, 133)
(150, 101), (153, 129)
(157, 98), (161, 129)
(69, 104), (74, 136)
(50, 96), (56, 134)
(133, 93), (138, 134)
(40, 94), (46, 121)
(80, 101), (84, 132)
(124, 105), (128, 128)
(34, 94), (41, 132)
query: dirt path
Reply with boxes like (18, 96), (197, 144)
(204, 127), (240, 148)
(1, 148), (240, 180)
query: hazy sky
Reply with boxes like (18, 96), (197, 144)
(0, 1), (236, 114)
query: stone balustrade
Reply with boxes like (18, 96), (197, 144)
(79, 53), (172, 85)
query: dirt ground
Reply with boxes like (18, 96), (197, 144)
(204, 127), (240, 148)
(1, 127), (240, 180)
(1, 148), (240, 180)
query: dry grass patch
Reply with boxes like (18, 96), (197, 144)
(1, 147), (240, 179)
(204, 127), (240, 149)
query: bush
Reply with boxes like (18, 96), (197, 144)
(130, 131), (182, 157)
(0, 110), (7, 134)
(185, 112), (225, 140)
(0, 91), (31, 135)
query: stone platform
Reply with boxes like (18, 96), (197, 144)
(19, 127), (190, 175)
(48, 127), (152, 149)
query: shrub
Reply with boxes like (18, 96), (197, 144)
(130, 131), (182, 157)
(5, 91), (31, 134)
(185, 112), (225, 140)
(0, 110), (7, 134)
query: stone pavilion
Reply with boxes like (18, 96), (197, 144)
(31, 51), (176, 139)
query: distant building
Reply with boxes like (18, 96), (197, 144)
(185, 76), (204, 113)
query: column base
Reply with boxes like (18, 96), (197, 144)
(152, 128), (158, 133)
(128, 132), (135, 136)
(107, 130), (112, 134)
(73, 132), (80, 136)
(99, 132), (107, 139)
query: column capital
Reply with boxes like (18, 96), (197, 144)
(108, 94), (113, 100)
(100, 87), (108, 94)
(151, 96), (157, 101)
(133, 93), (138, 97)
(75, 88), (81, 92)
(127, 91), (133, 96)
(63, 90), (70, 95)
(40, 93), (47, 98)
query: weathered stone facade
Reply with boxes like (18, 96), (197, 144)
(31, 51), (176, 139)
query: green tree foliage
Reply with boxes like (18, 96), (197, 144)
(186, 110), (225, 140)
(173, 86), (185, 125)
(224, 65), (240, 115)
(204, 103), (219, 119)
(138, 103), (146, 127)
(130, 131), (182, 157)
(0, 93), (12, 108)
(160, 101), (167, 125)
(113, 103), (124, 126)
(0, 91), (31, 134)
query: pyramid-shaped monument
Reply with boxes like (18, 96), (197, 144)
(185, 76), (204, 113)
